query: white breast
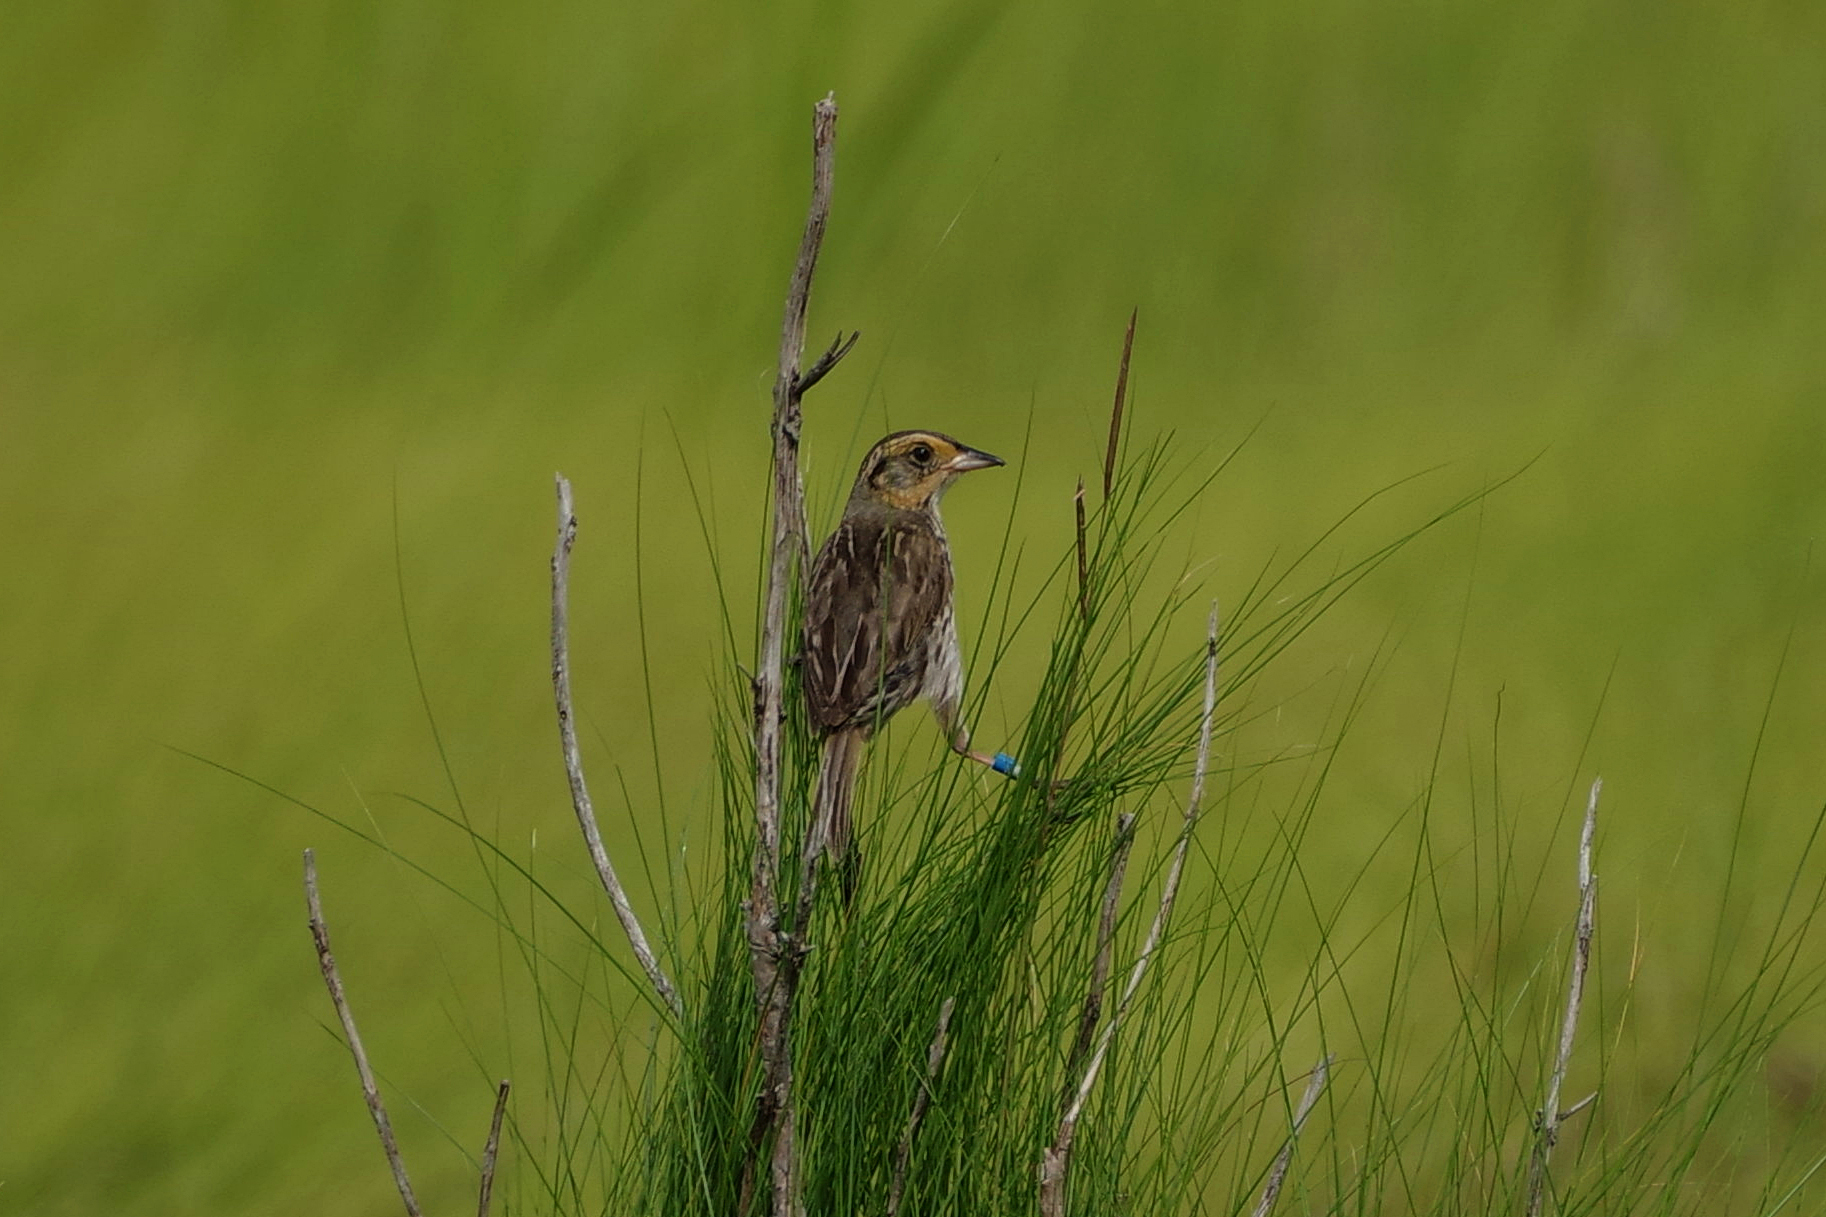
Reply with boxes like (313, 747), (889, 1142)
(922, 600), (964, 733)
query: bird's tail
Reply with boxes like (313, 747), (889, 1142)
(813, 727), (866, 906)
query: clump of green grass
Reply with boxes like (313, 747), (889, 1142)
(236, 372), (1826, 1217)
(462, 409), (1826, 1217)
(652, 437), (1235, 1216)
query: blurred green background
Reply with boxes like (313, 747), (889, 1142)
(5, 0), (1826, 1211)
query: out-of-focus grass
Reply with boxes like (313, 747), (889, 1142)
(3, 0), (1824, 1212)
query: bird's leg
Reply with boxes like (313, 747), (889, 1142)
(943, 707), (1076, 806)
(949, 723), (1021, 778)
(935, 697), (1021, 778)
(951, 727), (996, 768)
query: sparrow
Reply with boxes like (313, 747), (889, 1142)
(802, 430), (1006, 902)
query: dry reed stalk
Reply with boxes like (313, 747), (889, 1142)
(886, 997), (957, 1217)
(1250, 1055), (1331, 1217)
(742, 92), (854, 1217)
(1061, 812), (1138, 1107)
(477, 1079), (511, 1217)
(1525, 777), (1602, 1217)
(1041, 602), (1220, 1216)
(303, 849), (423, 1217)
(550, 475), (682, 1019)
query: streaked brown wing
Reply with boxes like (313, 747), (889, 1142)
(803, 515), (951, 733)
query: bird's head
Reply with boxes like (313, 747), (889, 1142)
(852, 430), (1004, 511)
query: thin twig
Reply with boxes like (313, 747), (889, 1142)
(744, 92), (845, 1217)
(1250, 1055), (1332, 1217)
(1101, 308), (1137, 500)
(1041, 602), (1219, 1217)
(551, 475), (682, 1020)
(303, 849), (423, 1217)
(477, 1079), (511, 1217)
(797, 329), (861, 396)
(1525, 777), (1601, 1217)
(1074, 478), (1090, 622)
(1062, 812), (1137, 1106)
(887, 997), (957, 1217)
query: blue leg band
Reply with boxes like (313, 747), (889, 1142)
(991, 752), (1022, 778)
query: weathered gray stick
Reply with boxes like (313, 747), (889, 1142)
(744, 92), (851, 1217)
(1250, 1055), (1332, 1217)
(887, 997), (957, 1217)
(1041, 603), (1220, 1217)
(551, 475), (682, 1020)
(303, 849), (423, 1217)
(1525, 777), (1602, 1217)
(477, 1079), (511, 1217)
(1062, 812), (1138, 1108)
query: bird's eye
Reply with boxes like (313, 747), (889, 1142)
(910, 443), (933, 464)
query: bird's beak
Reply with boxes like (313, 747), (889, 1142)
(946, 446), (1005, 473)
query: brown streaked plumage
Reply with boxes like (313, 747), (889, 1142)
(803, 430), (1004, 902)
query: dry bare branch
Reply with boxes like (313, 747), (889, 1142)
(797, 329), (861, 396)
(303, 849), (423, 1217)
(887, 997), (957, 1217)
(744, 91), (846, 1217)
(1250, 1055), (1332, 1217)
(1101, 309), (1137, 499)
(477, 1079), (510, 1217)
(551, 475), (682, 1020)
(1042, 602), (1220, 1216)
(1525, 776), (1602, 1217)
(1062, 812), (1138, 1104)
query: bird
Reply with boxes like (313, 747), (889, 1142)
(802, 429), (1007, 902)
